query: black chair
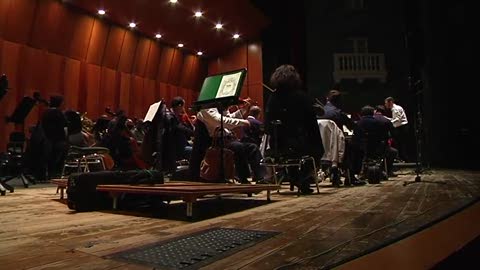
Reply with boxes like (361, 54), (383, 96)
(260, 121), (320, 194)
(359, 135), (389, 184)
(1, 132), (31, 194)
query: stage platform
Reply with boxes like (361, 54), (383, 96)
(0, 169), (479, 269)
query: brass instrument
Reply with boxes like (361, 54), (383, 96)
(80, 112), (94, 134)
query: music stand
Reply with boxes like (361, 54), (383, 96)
(192, 68), (247, 183)
(1, 96), (37, 192)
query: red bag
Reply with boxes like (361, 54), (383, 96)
(200, 128), (235, 182)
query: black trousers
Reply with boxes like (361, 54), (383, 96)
(393, 125), (409, 161)
(226, 141), (265, 182)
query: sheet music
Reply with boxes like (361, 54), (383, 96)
(144, 101), (161, 122)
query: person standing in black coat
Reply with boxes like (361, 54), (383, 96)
(264, 65), (324, 194)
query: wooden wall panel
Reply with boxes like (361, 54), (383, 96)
(118, 72), (131, 115)
(3, 0), (36, 44)
(208, 59), (220, 76)
(157, 47), (174, 82)
(179, 54), (194, 88)
(133, 38), (151, 77)
(49, 5), (77, 57)
(69, 14), (95, 61)
(84, 64), (101, 119)
(247, 43), (263, 84)
(99, 67), (117, 113)
(0, 0), (207, 150)
(30, 0), (61, 51)
(86, 19), (109, 65)
(0, 40), (21, 151)
(143, 79), (156, 113)
(156, 82), (167, 102)
(168, 49), (184, 85)
(102, 26), (125, 69)
(63, 59), (81, 110)
(131, 76), (144, 118)
(0, 0), (12, 38)
(118, 30), (138, 73)
(44, 52), (64, 96)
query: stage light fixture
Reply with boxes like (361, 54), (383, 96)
(178, 43), (184, 48)
(233, 33), (240, 39)
(197, 51), (203, 56)
(98, 9), (106, 15)
(169, 0), (178, 3)
(194, 11), (203, 17)
(129, 22), (136, 28)
(155, 34), (162, 39)
(215, 23), (223, 29)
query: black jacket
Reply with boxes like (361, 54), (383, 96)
(265, 90), (323, 160)
(320, 102), (355, 131)
(353, 115), (390, 155)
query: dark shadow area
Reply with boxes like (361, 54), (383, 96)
(97, 196), (277, 222)
(432, 236), (480, 270)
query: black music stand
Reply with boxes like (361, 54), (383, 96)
(192, 68), (247, 183)
(1, 96), (37, 192)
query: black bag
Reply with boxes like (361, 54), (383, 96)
(66, 170), (164, 212)
(366, 163), (382, 184)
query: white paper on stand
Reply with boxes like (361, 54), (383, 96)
(144, 101), (161, 122)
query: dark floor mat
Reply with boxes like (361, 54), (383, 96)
(109, 227), (279, 269)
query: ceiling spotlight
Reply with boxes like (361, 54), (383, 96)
(194, 11), (203, 17)
(215, 23), (223, 29)
(178, 43), (184, 48)
(129, 22), (136, 28)
(155, 33), (162, 39)
(169, 0), (178, 3)
(197, 51), (203, 56)
(233, 33), (240, 39)
(97, 9), (106, 15)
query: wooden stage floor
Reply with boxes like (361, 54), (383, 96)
(0, 169), (479, 269)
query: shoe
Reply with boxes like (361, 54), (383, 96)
(255, 178), (271, 185)
(352, 179), (367, 186)
(300, 187), (314, 194)
(332, 179), (342, 187)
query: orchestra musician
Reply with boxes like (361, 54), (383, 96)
(170, 96), (195, 160)
(195, 97), (266, 184)
(264, 65), (324, 193)
(100, 113), (147, 170)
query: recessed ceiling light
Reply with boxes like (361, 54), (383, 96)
(98, 9), (106, 15)
(129, 22), (136, 28)
(169, 0), (178, 3)
(197, 51), (203, 56)
(233, 33), (240, 39)
(178, 43), (184, 48)
(194, 11), (203, 17)
(155, 34), (162, 39)
(215, 23), (223, 29)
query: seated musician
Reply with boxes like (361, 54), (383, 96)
(374, 105), (399, 176)
(65, 110), (94, 147)
(319, 90), (355, 132)
(264, 65), (324, 194)
(350, 106), (398, 180)
(196, 100), (266, 184)
(241, 105), (264, 147)
(170, 96), (194, 160)
(100, 115), (147, 170)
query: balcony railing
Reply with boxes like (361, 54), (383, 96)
(333, 53), (387, 83)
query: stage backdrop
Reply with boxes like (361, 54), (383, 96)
(0, 0), (208, 151)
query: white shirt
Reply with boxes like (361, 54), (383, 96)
(197, 108), (249, 137)
(388, 103), (408, 128)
